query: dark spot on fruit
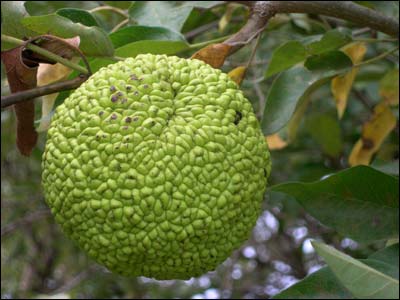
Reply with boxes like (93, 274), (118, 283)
(362, 138), (374, 150)
(134, 91), (139, 96)
(98, 111), (104, 116)
(143, 84), (149, 89)
(111, 95), (118, 102)
(110, 86), (116, 92)
(117, 91), (123, 97)
(102, 134), (106, 138)
(133, 117), (139, 122)
(130, 74), (138, 80)
(123, 126), (129, 130)
(125, 117), (132, 123)
(111, 113), (117, 120)
(121, 98), (127, 104)
(126, 85), (132, 91)
(234, 111), (242, 125)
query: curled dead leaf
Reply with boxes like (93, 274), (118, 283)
(331, 42), (367, 118)
(1, 47), (38, 156)
(191, 43), (231, 68)
(228, 66), (247, 85)
(266, 134), (288, 150)
(349, 103), (396, 166)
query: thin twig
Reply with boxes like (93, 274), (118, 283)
(354, 47), (399, 67)
(184, 17), (244, 40)
(1, 75), (88, 108)
(51, 265), (101, 294)
(246, 33), (262, 69)
(354, 38), (399, 43)
(352, 89), (374, 113)
(188, 35), (232, 49)
(1, 209), (52, 237)
(90, 5), (128, 18)
(111, 19), (129, 33)
(185, 21), (221, 40)
(352, 27), (371, 37)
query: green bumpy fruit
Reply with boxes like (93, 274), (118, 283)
(42, 54), (271, 280)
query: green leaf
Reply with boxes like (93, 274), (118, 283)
(265, 41), (307, 78)
(1, 1), (37, 50)
(128, 1), (222, 32)
(379, 68), (399, 105)
(109, 25), (186, 48)
(273, 266), (352, 299)
(365, 243), (399, 279)
(306, 30), (352, 55)
(305, 51), (353, 72)
(312, 241), (399, 299)
(21, 14), (114, 57)
(271, 166), (399, 242)
(274, 244), (399, 299)
(265, 30), (352, 78)
(261, 66), (347, 135)
(56, 8), (99, 27)
(305, 113), (343, 157)
(114, 40), (189, 58)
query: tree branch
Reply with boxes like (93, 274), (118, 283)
(1, 75), (88, 109)
(1, 209), (52, 237)
(226, 1), (399, 54)
(270, 1), (399, 37)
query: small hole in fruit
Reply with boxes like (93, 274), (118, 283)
(234, 111), (242, 125)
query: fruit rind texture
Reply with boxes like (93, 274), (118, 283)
(42, 54), (271, 280)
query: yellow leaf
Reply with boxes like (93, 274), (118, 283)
(349, 103), (397, 166)
(191, 43), (231, 68)
(331, 42), (367, 118)
(379, 68), (399, 106)
(36, 58), (78, 132)
(228, 66), (247, 85)
(266, 134), (288, 150)
(219, 4), (236, 33)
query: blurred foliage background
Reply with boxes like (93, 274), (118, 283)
(1, 1), (399, 299)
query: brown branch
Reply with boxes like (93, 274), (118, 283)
(352, 89), (374, 113)
(51, 265), (100, 294)
(226, 1), (399, 54)
(225, 2), (272, 54)
(1, 75), (88, 109)
(270, 1), (399, 37)
(1, 209), (52, 237)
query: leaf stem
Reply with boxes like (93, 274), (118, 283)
(1, 34), (89, 75)
(354, 47), (399, 67)
(111, 19), (129, 33)
(189, 35), (232, 49)
(354, 38), (399, 43)
(90, 6), (128, 18)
